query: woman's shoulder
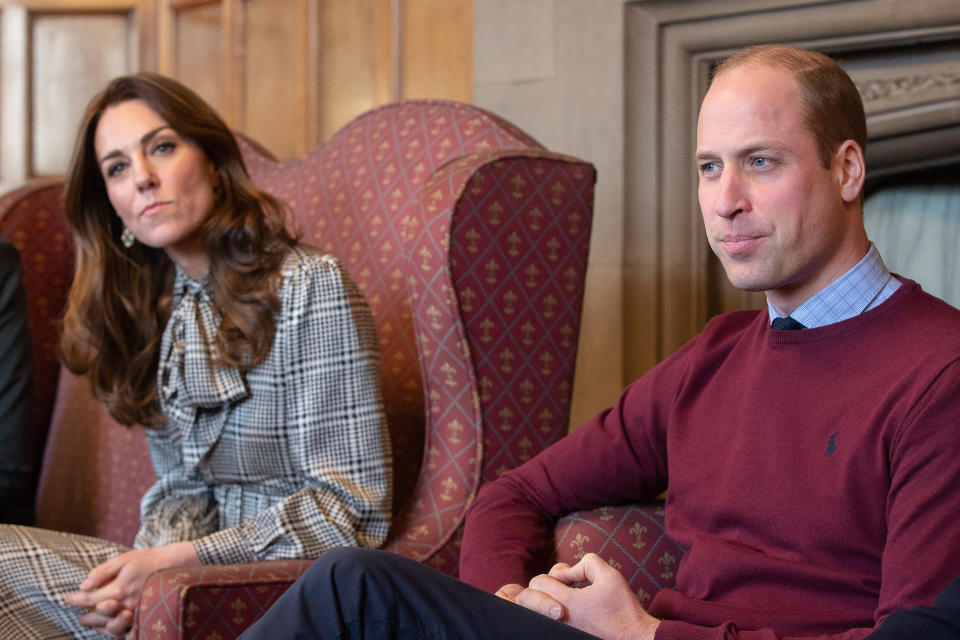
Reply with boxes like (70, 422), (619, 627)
(280, 244), (346, 279)
(276, 244), (356, 299)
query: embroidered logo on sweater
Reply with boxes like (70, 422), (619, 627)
(825, 432), (839, 458)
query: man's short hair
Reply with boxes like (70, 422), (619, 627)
(713, 45), (867, 168)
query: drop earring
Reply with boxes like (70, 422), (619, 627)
(121, 227), (136, 248)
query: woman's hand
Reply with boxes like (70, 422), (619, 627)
(64, 541), (199, 638)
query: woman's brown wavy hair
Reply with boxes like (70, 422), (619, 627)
(60, 72), (297, 427)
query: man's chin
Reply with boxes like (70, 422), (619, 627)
(721, 270), (771, 293)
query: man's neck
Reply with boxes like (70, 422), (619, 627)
(766, 243), (899, 329)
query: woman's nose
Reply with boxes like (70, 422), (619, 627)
(132, 158), (158, 191)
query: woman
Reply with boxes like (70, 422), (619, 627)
(0, 73), (392, 639)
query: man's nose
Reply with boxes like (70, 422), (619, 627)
(713, 169), (748, 218)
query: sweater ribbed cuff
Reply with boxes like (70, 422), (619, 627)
(654, 619), (721, 640)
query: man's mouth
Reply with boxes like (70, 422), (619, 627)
(718, 234), (763, 255)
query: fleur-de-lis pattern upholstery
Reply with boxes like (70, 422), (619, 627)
(554, 503), (686, 607)
(0, 99), (611, 638)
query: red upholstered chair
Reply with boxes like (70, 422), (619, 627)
(0, 99), (599, 638)
(554, 503), (686, 606)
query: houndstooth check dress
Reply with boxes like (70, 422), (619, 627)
(0, 246), (392, 639)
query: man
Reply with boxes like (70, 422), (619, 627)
(0, 236), (34, 525)
(237, 45), (960, 640)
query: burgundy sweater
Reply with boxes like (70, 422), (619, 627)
(460, 279), (960, 639)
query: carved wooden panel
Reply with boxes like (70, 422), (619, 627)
(31, 12), (133, 176)
(316, 0), (389, 142)
(166, 2), (223, 116)
(2, 0), (472, 186)
(401, 0), (472, 102)
(1, 5), (28, 193)
(242, 0), (316, 158)
(0, 1), (151, 195)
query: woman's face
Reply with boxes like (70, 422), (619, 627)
(94, 99), (217, 279)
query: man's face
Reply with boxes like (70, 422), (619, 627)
(696, 63), (863, 313)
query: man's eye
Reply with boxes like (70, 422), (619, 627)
(750, 156), (772, 168)
(699, 162), (719, 175)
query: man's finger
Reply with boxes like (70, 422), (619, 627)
(547, 562), (573, 579)
(515, 583), (567, 621)
(556, 552), (615, 585)
(549, 559), (587, 584)
(494, 583), (524, 603)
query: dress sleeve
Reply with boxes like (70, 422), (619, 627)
(191, 254), (392, 564)
(134, 424), (219, 548)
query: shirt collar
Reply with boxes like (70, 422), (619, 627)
(767, 243), (898, 329)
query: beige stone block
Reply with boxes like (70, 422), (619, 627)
(569, 262), (624, 431)
(473, 77), (561, 150)
(473, 0), (555, 84)
(553, 0), (624, 266)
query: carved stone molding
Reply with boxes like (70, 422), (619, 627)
(622, 0), (960, 380)
(857, 72), (960, 104)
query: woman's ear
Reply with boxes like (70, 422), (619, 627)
(209, 163), (222, 197)
(834, 139), (865, 204)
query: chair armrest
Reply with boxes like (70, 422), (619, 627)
(134, 558), (313, 640)
(555, 503), (685, 608)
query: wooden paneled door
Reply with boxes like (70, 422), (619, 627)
(0, 1), (155, 194)
(0, 0), (472, 194)
(157, 0), (321, 160)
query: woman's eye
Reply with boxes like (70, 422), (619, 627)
(153, 141), (176, 154)
(106, 162), (127, 178)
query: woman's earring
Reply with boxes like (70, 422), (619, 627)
(121, 227), (136, 248)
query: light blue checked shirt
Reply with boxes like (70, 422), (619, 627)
(767, 243), (901, 329)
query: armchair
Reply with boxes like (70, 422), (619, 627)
(0, 99), (598, 638)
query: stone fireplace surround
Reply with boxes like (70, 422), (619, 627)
(623, 0), (960, 381)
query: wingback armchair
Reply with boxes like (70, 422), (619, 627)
(0, 99), (602, 638)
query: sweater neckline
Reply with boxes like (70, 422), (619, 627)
(765, 276), (915, 344)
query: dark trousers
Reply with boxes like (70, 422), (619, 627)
(238, 548), (600, 640)
(866, 576), (960, 639)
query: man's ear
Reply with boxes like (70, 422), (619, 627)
(834, 139), (865, 204)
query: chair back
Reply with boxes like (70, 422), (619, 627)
(237, 100), (558, 513)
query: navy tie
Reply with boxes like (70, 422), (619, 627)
(771, 316), (805, 330)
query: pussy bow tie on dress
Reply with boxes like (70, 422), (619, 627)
(161, 277), (249, 410)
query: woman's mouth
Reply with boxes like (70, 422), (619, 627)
(140, 201), (170, 217)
